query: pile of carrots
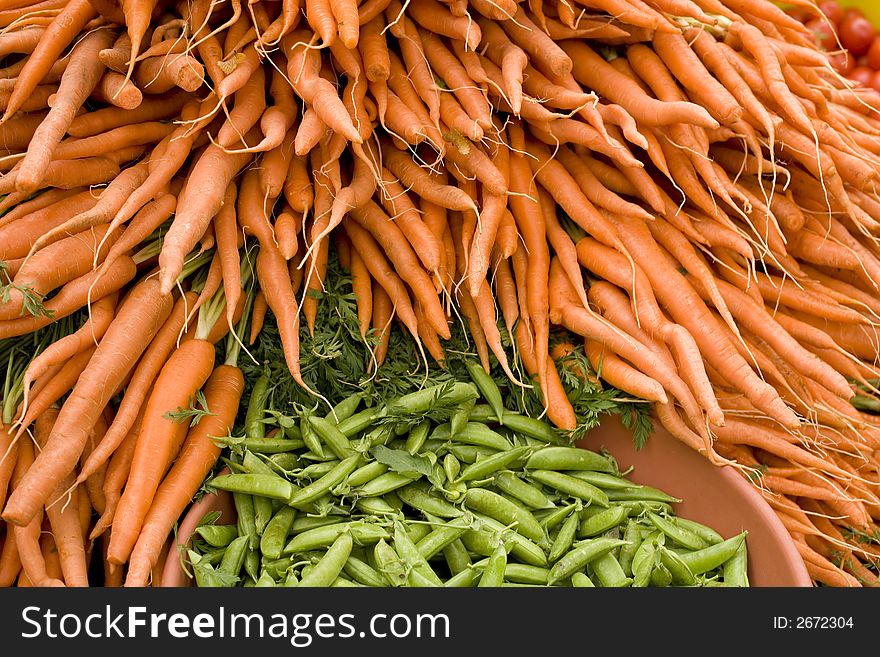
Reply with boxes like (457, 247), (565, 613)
(1, 0), (880, 587)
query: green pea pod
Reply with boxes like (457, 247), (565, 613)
(526, 446), (615, 473)
(677, 532), (747, 576)
(578, 505), (629, 538)
(591, 551), (633, 587)
(194, 547), (227, 567)
(723, 540), (749, 587)
(262, 557), (294, 581)
(342, 554), (388, 587)
(244, 372), (271, 440)
(385, 490), (404, 511)
(444, 566), (481, 588)
(478, 542), (508, 587)
(548, 537), (628, 585)
(213, 474), (296, 503)
(463, 487), (546, 544)
(234, 492), (257, 550)
(466, 360), (505, 425)
(356, 472), (420, 497)
(528, 470), (610, 507)
(295, 460), (340, 479)
(498, 412), (563, 445)
(336, 407), (379, 437)
(327, 393), (362, 426)
(456, 446), (531, 483)
(432, 422), (513, 451)
(283, 570), (299, 587)
(564, 470), (639, 490)
(331, 576), (362, 587)
(290, 515), (345, 534)
(405, 522), (432, 544)
(495, 471), (557, 510)
(647, 512), (710, 551)
(255, 571), (277, 587)
(268, 413), (303, 441)
(253, 495), (274, 536)
(618, 520), (643, 577)
(632, 532), (661, 588)
(606, 486), (680, 504)
(658, 546), (697, 586)
(468, 513), (547, 567)
(571, 572), (595, 587)
(443, 538), (472, 576)
(288, 454), (362, 509)
(537, 502), (578, 530)
(298, 533), (354, 587)
(415, 516), (473, 560)
(381, 382), (478, 417)
(450, 396), (476, 439)
(392, 520), (444, 587)
(194, 524), (238, 548)
(446, 444), (498, 464)
(217, 535), (249, 578)
(504, 563), (551, 585)
(241, 450), (277, 476)
(354, 496), (401, 516)
(373, 538), (408, 587)
(244, 549), (260, 583)
(308, 415), (355, 459)
(396, 482), (464, 518)
(300, 415), (325, 459)
(260, 506), (297, 560)
(405, 419), (431, 455)
(548, 509), (580, 562)
(467, 404), (496, 424)
(346, 461), (389, 488)
(443, 454), (461, 483)
(650, 561), (673, 587)
(284, 520), (390, 554)
(233, 437), (306, 454)
(669, 516), (724, 545)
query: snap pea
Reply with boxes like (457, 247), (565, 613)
(381, 382), (478, 417)
(232, 437), (305, 454)
(356, 472), (421, 497)
(432, 422), (513, 451)
(355, 496), (401, 516)
(212, 473), (296, 503)
(405, 522), (433, 544)
(504, 563), (551, 585)
(193, 547), (227, 567)
(255, 571), (277, 587)
(234, 492), (258, 550)
(308, 414), (355, 459)
(462, 487), (546, 544)
(396, 482), (463, 518)
(548, 509), (579, 563)
(526, 446), (615, 473)
(444, 565), (481, 588)
(346, 461), (389, 488)
(467, 513), (547, 567)
(467, 404), (496, 424)
(498, 412), (563, 445)
(373, 538), (408, 587)
(443, 538), (472, 576)
(290, 515), (345, 534)
(415, 516), (473, 560)
(336, 407), (379, 437)
(269, 413), (303, 441)
(450, 396), (476, 438)
(295, 460), (340, 478)
(668, 516), (724, 545)
(723, 540), (749, 587)
(300, 416), (325, 459)
(658, 547), (696, 586)
(342, 553), (389, 587)
(537, 502), (578, 530)
(244, 372), (271, 440)
(260, 507), (297, 560)
(283, 520), (390, 554)
(618, 520), (643, 576)
(195, 524), (238, 548)
(571, 572), (595, 587)
(385, 490), (404, 511)
(494, 471), (556, 510)
(331, 576), (362, 587)
(676, 532), (747, 575)
(288, 454), (362, 509)
(298, 533), (353, 587)
(244, 549), (260, 582)
(650, 561), (673, 587)
(647, 512), (710, 551)
(253, 495), (273, 536)
(564, 470), (639, 490)
(405, 419), (431, 455)
(283, 570), (299, 587)
(591, 551), (632, 588)
(327, 394), (362, 426)
(578, 505), (630, 538)
(631, 531), (661, 588)
(478, 542), (508, 587)
(443, 453), (460, 483)
(392, 520), (444, 587)
(548, 537), (628, 585)
(455, 446), (531, 483)
(528, 470), (610, 507)
(262, 557), (294, 581)
(605, 486), (680, 504)
(446, 444), (499, 464)
(465, 361), (505, 425)
(217, 535), (249, 578)
(242, 450), (278, 476)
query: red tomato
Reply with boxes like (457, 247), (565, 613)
(818, 0), (844, 26)
(805, 17), (838, 50)
(840, 14), (876, 55)
(849, 66), (874, 87)
(867, 37), (880, 69)
(829, 51), (854, 75)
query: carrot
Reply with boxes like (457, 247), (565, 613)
(0, 522), (21, 586)
(157, 132), (256, 294)
(359, 15), (389, 82)
(369, 274), (394, 370)
(382, 146), (475, 213)
(120, 0), (161, 82)
(3, 277), (173, 527)
(466, 193), (506, 299)
(108, 334), (216, 566)
(134, 52), (205, 94)
(67, 89), (189, 138)
(14, 27), (115, 194)
(0, 186), (77, 231)
(99, 193), (177, 279)
(515, 320), (577, 430)
(92, 70), (143, 110)
(216, 63), (267, 149)
(376, 171), (444, 273)
(0, 0), (97, 123)
(586, 339), (668, 404)
(125, 362), (243, 586)
(0, 423), (18, 512)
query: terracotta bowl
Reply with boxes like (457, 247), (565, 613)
(577, 415), (812, 587)
(161, 419), (813, 587)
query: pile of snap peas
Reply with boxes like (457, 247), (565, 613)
(188, 362), (750, 587)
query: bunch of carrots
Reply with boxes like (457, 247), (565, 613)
(1, 0), (880, 587)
